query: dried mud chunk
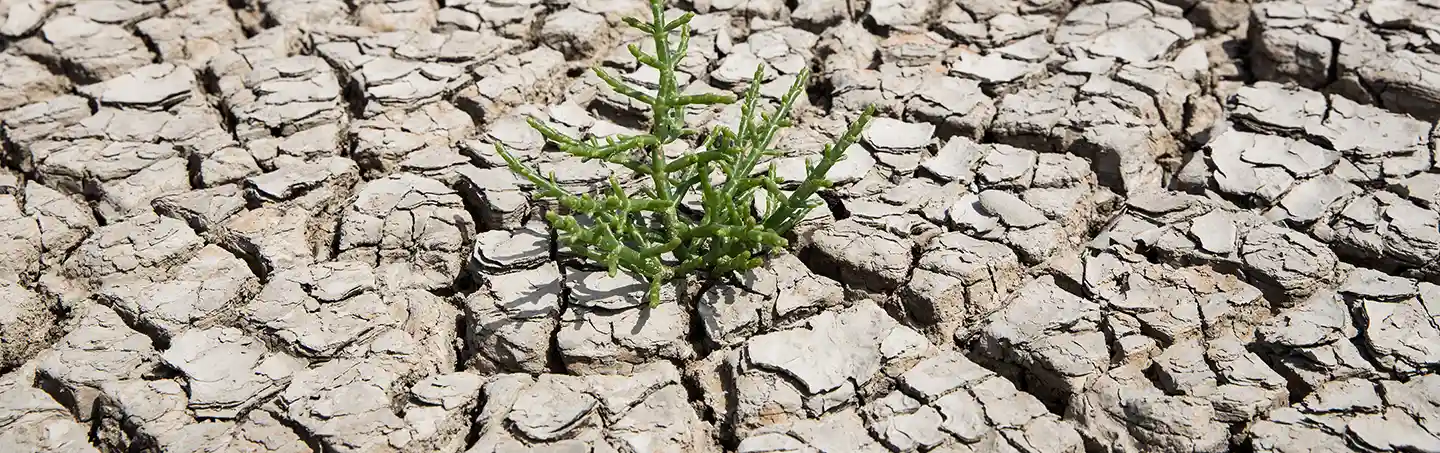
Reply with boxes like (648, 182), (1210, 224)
(1085, 251), (1266, 346)
(951, 46), (1048, 89)
(202, 30), (306, 104)
(692, 0), (784, 18)
(232, 127), (339, 176)
(22, 182), (96, 272)
(0, 282), (53, 369)
(1254, 291), (1378, 392)
(462, 263), (561, 374)
(0, 374), (97, 453)
(98, 244), (258, 343)
(725, 302), (933, 436)
(1266, 175), (1358, 224)
(793, 0), (855, 30)
(1199, 129), (1337, 207)
(935, 0), (1061, 48)
(1229, 82), (1431, 182)
(396, 146), (473, 186)
(278, 358), (409, 453)
(243, 261), (402, 358)
(842, 194), (940, 241)
(1374, 375), (1440, 445)
(363, 277), (461, 376)
(346, 57), (468, 118)
(223, 55), (347, 143)
(231, 159), (356, 270)
(336, 174), (476, 291)
(0, 194), (40, 283)
(355, 0), (439, 31)
(93, 376), (314, 453)
(972, 276), (1107, 404)
(1240, 224), (1338, 300)
(864, 117), (935, 156)
(899, 232), (1021, 339)
(0, 52), (69, 112)
(34, 139), (179, 198)
(313, 27), (519, 71)
(905, 76), (995, 140)
(697, 252), (844, 348)
(1065, 365), (1230, 453)
(455, 46), (566, 122)
(244, 156), (360, 212)
(1313, 192), (1434, 271)
(465, 113), (545, 166)
(868, 0), (940, 32)
(62, 212), (204, 286)
(436, 0), (544, 38)
(987, 73), (1177, 193)
(948, 172), (1109, 265)
(858, 351), (1084, 452)
(39, 135), (187, 220)
(1146, 339), (1284, 419)
(351, 101), (473, 178)
(540, 8), (611, 59)
(96, 156), (192, 223)
(1110, 193), (1342, 307)
(921, 136), (985, 184)
(160, 327), (306, 419)
(259, 0), (352, 27)
(152, 184), (248, 233)
(711, 27), (819, 87)
(807, 219), (914, 292)
(0, 169), (16, 193)
(19, 16), (153, 83)
(401, 371), (486, 453)
(0, 0), (53, 37)
(1, 95), (91, 166)
(135, 0), (245, 67)
(468, 222), (550, 275)
(1308, 96), (1431, 174)
(738, 409), (890, 453)
(1377, 196), (1440, 268)
(977, 190), (1046, 227)
(1204, 336), (1290, 422)
(1250, 1), (1440, 121)
(556, 270), (693, 374)
(92, 379), (223, 452)
(1362, 50), (1440, 122)
(1054, 2), (1194, 63)
(471, 362), (714, 452)
(451, 163), (531, 226)
(217, 206), (327, 276)
(503, 375), (598, 442)
(50, 100), (231, 160)
(1342, 271), (1440, 376)
(1249, 375), (1440, 453)
(36, 305), (159, 421)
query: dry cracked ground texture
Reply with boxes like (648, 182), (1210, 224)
(2, 0), (1440, 452)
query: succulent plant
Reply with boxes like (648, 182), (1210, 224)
(496, 0), (875, 306)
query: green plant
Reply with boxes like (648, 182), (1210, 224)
(495, 0), (875, 306)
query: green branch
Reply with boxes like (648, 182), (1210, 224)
(493, 0), (873, 306)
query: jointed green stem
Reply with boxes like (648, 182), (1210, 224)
(493, 0), (874, 306)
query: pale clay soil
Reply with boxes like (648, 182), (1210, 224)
(1, 0), (1440, 452)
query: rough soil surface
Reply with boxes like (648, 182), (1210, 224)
(2, 0), (1439, 452)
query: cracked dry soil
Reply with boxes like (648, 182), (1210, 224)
(2, 0), (1440, 452)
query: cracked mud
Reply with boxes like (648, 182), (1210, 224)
(2, 0), (1440, 452)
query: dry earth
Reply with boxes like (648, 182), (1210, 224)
(1, 0), (1439, 452)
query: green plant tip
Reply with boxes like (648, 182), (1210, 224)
(492, 0), (875, 305)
